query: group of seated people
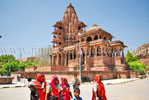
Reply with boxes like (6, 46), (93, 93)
(28, 73), (107, 100)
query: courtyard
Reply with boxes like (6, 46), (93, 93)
(0, 78), (149, 100)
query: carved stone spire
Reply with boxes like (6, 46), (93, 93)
(52, 3), (86, 47)
(62, 3), (79, 34)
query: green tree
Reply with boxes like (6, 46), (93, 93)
(0, 55), (16, 66)
(126, 51), (138, 64)
(1, 60), (26, 73)
(26, 58), (40, 67)
(126, 51), (146, 74)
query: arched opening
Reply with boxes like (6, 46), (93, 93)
(106, 48), (109, 57)
(99, 35), (102, 39)
(59, 42), (61, 45)
(97, 47), (101, 56)
(86, 37), (92, 42)
(74, 51), (76, 59)
(91, 47), (94, 57)
(81, 38), (84, 42)
(59, 54), (61, 65)
(59, 27), (62, 29)
(94, 35), (98, 40)
(78, 26), (81, 30)
(53, 43), (57, 47)
(83, 52), (85, 64)
(104, 37), (107, 40)
(70, 53), (72, 60)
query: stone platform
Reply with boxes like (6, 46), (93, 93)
(0, 76), (14, 84)
(11, 70), (140, 82)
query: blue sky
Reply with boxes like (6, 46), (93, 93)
(0, 0), (149, 58)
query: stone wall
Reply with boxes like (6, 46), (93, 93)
(51, 65), (67, 71)
(11, 71), (139, 82)
(25, 66), (51, 72)
(139, 58), (149, 70)
(0, 77), (14, 84)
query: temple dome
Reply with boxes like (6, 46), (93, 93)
(87, 24), (102, 31)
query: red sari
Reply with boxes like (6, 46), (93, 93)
(92, 74), (107, 100)
(61, 78), (71, 100)
(42, 75), (47, 100)
(49, 75), (60, 100)
(34, 74), (44, 100)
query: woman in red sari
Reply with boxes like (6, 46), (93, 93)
(92, 74), (107, 100)
(34, 74), (45, 100)
(41, 75), (47, 100)
(46, 75), (61, 100)
(60, 78), (71, 100)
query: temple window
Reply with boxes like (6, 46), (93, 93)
(81, 38), (84, 42)
(78, 26), (81, 30)
(54, 35), (57, 38)
(53, 43), (57, 47)
(59, 42), (61, 45)
(59, 27), (62, 29)
(97, 48), (101, 56)
(59, 55), (61, 65)
(106, 48), (109, 57)
(104, 37), (107, 40)
(103, 48), (106, 56)
(82, 52), (85, 64)
(99, 35), (102, 39)
(94, 35), (98, 40)
(74, 51), (76, 59)
(86, 37), (92, 42)
(70, 53), (72, 59)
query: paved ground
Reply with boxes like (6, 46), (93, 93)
(0, 78), (149, 100)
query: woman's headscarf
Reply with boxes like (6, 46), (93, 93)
(36, 74), (43, 82)
(41, 74), (45, 82)
(50, 75), (59, 84)
(95, 74), (101, 83)
(61, 77), (68, 88)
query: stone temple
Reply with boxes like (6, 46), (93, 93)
(51, 3), (127, 72)
(13, 3), (139, 81)
(133, 43), (149, 70)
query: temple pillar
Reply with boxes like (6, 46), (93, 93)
(122, 48), (125, 63)
(57, 53), (59, 65)
(61, 53), (63, 65)
(65, 52), (67, 66)
(72, 50), (74, 59)
(52, 55), (54, 65)
(101, 47), (104, 56)
(109, 48), (111, 57)
(117, 47), (120, 57)
(68, 51), (70, 64)
(95, 47), (97, 57)
(84, 47), (89, 70)
(89, 47), (91, 57)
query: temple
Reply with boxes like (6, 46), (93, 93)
(133, 43), (149, 70)
(51, 3), (127, 71)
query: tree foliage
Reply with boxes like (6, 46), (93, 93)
(0, 55), (16, 66)
(0, 55), (26, 73)
(126, 51), (146, 74)
(129, 61), (146, 74)
(126, 51), (138, 64)
(26, 59), (40, 67)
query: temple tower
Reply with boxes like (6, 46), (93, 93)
(52, 3), (86, 47)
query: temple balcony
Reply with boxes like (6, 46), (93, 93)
(53, 21), (62, 27)
(52, 37), (64, 43)
(80, 39), (108, 47)
(53, 29), (64, 35)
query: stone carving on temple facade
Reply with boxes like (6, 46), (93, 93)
(51, 3), (127, 71)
